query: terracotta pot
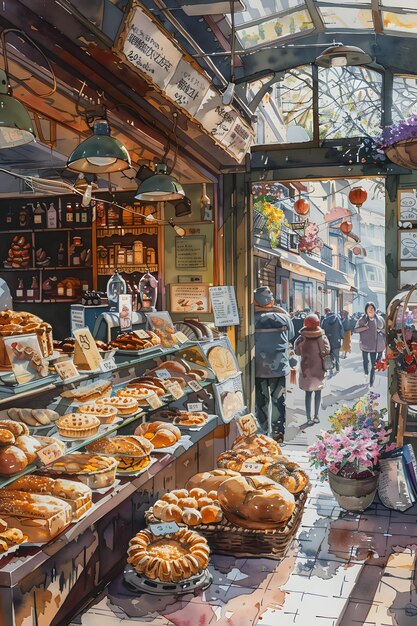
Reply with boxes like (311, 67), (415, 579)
(328, 470), (379, 512)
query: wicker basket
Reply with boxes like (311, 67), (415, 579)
(397, 370), (417, 404)
(146, 485), (310, 560)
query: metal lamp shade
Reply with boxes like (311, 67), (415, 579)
(135, 163), (185, 202)
(67, 121), (131, 174)
(316, 45), (372, 68)
(0, 94), (35, 148)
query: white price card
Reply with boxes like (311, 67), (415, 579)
(236, 413), (258, 436)
(37, 442), (64, 466)
(100, 357), (117, 373)
(134, 329), (149, 339)
(165, 381), (184, 399)
(187, 402), (203, 412)
(241, 461), (263, 474)
(174, 331), (189, 344)
(54, 359), (79, 381)
(188, 379), (202, 392)
(73, 327), (103, 371)
(149, 521), (180, 536)
(146, 392), (164, 409)
(155, 369), (171, 380)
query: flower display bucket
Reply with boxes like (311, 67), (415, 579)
(397, 369), (417, 404)
(328, 471), (379, 512)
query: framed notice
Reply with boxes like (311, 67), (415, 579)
(175, 236), (206, 269)
(209, 286), (240, 327)
(399, 230), (417, 268)
(169, 283), (211, 314)
(398, 189), (417, 227)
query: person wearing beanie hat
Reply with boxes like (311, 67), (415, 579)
(254, 287), (295, 442)
(321, 308), (344, 375)
(294, 314), (331, 426)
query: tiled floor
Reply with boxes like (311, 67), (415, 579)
(70, 450), (417, 626)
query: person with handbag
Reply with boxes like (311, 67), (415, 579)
(294, 314), (331, 426)
(353, 302), (385, 387)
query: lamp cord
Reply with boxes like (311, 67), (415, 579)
(1, 28), (56, 97)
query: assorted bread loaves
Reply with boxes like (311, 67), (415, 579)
(232, 433), (282, 458)
(151, 487), (223, 526)
(217, 448), (277, 473)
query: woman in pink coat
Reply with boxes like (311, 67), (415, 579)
(294, 314), (331, 426)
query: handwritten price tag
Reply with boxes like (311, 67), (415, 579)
(134, 329), (150, 339)
(187, 402), (203, 412)
(149, 521), (180, 536)
(174, 332), (189, 344)
(236, 413), (258, 436)
(155, 369), (171, 380)
(165, 381), (184, 399)
(100, 357), (117, 373)
(241, 461), (263, 474)
(54, 359), (79, 381)
(188, 379), (202, 392)
(146, 392), (164, 409)
(37, 442), (64, 466)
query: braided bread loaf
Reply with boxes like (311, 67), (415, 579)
(265, 457), (309, 494)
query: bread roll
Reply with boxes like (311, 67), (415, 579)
(171, 489), (188, 499)
(153, 499), (169, 518)
(182, 507), (202, 526)
(197, 497), (213, 508)
(201, 505), (223, 524)
(177, 497), (198, 510)
(265, 458), (309, 494)
(160, 492), (179, 505)
(188, 488), (207, 500)
(0, 430), (15, 445)
(185, 469), (241, 493)
(217, 475), (295, 530)
(86, 435), (153, 457)
(159, 504), (182, 523)
(134, 421), (181, 448)
(0, 420), (29, 437)
(0, 446), (28, 475)
(14, 435), (44, 463)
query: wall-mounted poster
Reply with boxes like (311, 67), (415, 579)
(398, 229), (417, 268)
(169, 283), (211, 314)
(398, 189), (417, 227)
(175, 236), (206, 269)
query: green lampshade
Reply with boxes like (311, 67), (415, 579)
(135, 163), (185, 202)
(0, 94), (35, 148)
(67, 121), (131, 174)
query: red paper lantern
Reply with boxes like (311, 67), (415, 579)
(349, 187), (367, 209)
(352, 246), (361, 255)
(340, 220), (353, 234)
(294, 198), (310, 215)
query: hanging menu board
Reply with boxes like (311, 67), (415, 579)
(209, 286), (240, 327)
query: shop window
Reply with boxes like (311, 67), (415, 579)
(318, 66), (382, 140)
(235, 9), (313, 49)
(392, 74), (417, 122)
(293, 280), (313, 311)
(249, 65), (313, 145)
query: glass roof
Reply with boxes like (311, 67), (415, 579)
(227, 1), (417, 49)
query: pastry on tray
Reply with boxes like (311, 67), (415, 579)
(0, 491), (72, 542)
(44, 452), (117, 489)
(127, 527), (210, 582)
(173, 412), (208, 427)
(127, 380), (166, 396)
(134, 421), (181, 448)
(151, 408), (181, 421)
(55, 413), (101, 438)
(0, 520), (27, 553)
(6, 408), (59, 427)
(60, 380), (112, 403)
(2, 475), (92, 520)
(150, 486), (223, 526)
(116, 387), (153, 402)
(77, 403), (118, 425)
(96, 396), (139, 416)
(0, 422), (65, 476)
(86, 435), (153, 457)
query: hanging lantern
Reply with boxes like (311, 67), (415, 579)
(340, 220), (353, 235)
(352, 246), (361, 256)
(294, 198), (310, 215)
(349, 187), (367, 209)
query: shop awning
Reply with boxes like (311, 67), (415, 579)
(300, 253), (352, 290)
(255, 245), (325, 281)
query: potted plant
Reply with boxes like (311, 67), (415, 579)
(307, 393), (394, 511)
(380, 115), (417, 169)
(377, 336), (417, 403)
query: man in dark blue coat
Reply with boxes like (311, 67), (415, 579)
(254, 287), (295, 442)
(321, 307), (344, 374)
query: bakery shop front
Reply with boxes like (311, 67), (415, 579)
(0, 2), (415, 626)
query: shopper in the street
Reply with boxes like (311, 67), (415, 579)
(354, 302), (385, 387)
(254, 286), (295, 442)
(340, 310), (355, 358)
(321, 308), (344, 374)
(294, 314), (331, 426)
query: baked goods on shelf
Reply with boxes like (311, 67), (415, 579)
(53, 338), (112, 354)
(109, 331), (160, 351)
(232, 433), (282, 458)
(185, 469), (241, 493)
(265, 457), (309, 494)
(173, 412), (208, 427)
(116, 456), (152, 473)
(55, 413), (101, 438)
(217, 474), (295, 530)
(0, 422), (64, 475)
(0, 310), (53, 369)
(6, 408), (60, 427)
(134, 422), (181, 448)
(60, 380), (112, 403)
(116, 387), (153, 403)
(77, 403), (118, 425)
(217, 449), (276, 473)
(207, 346), (238, 382)
(3, 476), (92, 521)
(0, 491), (72, 542)
(127, 527), (210, 582)
(150, 487), (223, 526)
(44, 453), (118, 489)
(96, 396), (139, 416)
(0, 518), (27, 553)
(151, 408), (181, 421)
(86, 435), (153, 457)
(127, 379), (166, 396)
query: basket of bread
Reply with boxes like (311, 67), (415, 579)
(145, 433), (310, 559)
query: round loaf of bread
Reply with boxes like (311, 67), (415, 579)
(0, 445), (28, 475)
(185, 468), (240, 493)
(160, 492), (179, 505)
(0, 430), (15, 446)
(159, 503), (182, 523)
(14, 435), (44, 463)
(217, 449), (276, 473)
(217, 475), (295, 530)
(182, 507), (202, 526)
(188, 487), (206, 500)
(134, 421), (181, 448)
(200, 504), (223, 524)
(177, 497), (198, 510)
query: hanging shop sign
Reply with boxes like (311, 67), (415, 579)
(169, 283), (211, 314)
(115, 2), (254, 162)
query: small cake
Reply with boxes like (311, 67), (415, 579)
(55, 413), (101, 438)
(96, 396), (139, 416)
(77, 403), (118, 424)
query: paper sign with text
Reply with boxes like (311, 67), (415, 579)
(73, 328), (103, 371)
(134, 329), (150, 339)
(236, 413), (258, 436)
(146, 393), (164, 409)
(164, 381), (184, 399)
(187, 402), (203, 413)
(100, 357), (117, 373)
(241, 462), (263, 474)
(119, 294), (133, 331)
(54, 359), (80, 381)
(188, 379), (202, 392)
(174, 331), (189, 344)
(37, 442), (64, 466)
(154, 369), (171, 380)
(149, 521), (180, 536)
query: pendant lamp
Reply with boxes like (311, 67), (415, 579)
(135, 163), (184, 202)
(316, 44), (372, 68)
(0, 70), (34, 149)
(67, 120), (131, 174)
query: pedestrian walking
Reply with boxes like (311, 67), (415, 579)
(321, 308), (344, 373)
(353, 302), (385, 387)
(294, 314), (331, 426)
(340, 310), (355, 358)
(254, 286), (295, 442)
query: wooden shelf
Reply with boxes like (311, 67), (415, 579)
(0, 266), (91, 271)
(98, 264), (158, 274)
(96, 226), (158, 235)
(1, 227), (92, 234)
